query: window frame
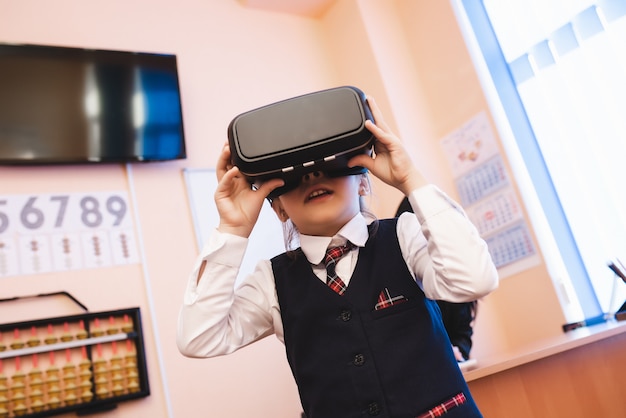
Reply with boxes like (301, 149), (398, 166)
(451, 0), (604, 323)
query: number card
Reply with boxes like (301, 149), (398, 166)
(0, 192), (139, 277)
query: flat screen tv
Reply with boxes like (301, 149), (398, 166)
(0, 43), (186, 164)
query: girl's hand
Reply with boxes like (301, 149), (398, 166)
(215, 143), (284, 237)
(348, 96), (427, 196)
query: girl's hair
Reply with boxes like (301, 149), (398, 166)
(280, 173), (378, 256)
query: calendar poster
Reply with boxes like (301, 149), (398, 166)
(441, 113), (539, 277)
(0, 191), (140, 278)
(440, 111), (501, 177)
(465, 188), (524, 237)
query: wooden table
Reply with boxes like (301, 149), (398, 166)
(463, 320), (626, 417)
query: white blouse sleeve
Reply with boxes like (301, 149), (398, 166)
(397, 185), (498, 302)
(176, 229), (282, 358)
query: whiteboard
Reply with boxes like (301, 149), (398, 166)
(183, 168), (286, 281)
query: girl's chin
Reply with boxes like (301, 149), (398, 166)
(299, 214), (351, 235)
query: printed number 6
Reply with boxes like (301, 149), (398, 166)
(21, 197), (45, 230)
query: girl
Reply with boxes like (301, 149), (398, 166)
(177, 96), (498, 417)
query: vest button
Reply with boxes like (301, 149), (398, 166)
(367, 402), (381, 415)
(340, 310), (351, 321)
(353, 353), (365, 366)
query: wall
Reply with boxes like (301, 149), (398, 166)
(392, 0), (567, 358)
(0, 1), (330, 417)
(0, 0), (569, 417)
(323, 0), (568, 359)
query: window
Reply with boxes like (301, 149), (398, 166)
(453, 0), (626, 323)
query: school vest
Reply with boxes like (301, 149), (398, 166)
(272, 219), (482, 418)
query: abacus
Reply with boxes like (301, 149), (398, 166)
(0, 293), (149, 417)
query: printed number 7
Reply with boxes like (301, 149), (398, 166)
(50, 195), (69, 227)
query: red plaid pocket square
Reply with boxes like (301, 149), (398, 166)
(374, 288), (408, 310)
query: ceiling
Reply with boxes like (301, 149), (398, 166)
(237, 0), (338, 18)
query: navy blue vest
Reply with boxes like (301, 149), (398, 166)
(272, 219), (482, 418)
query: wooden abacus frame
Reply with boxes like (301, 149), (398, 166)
(0, 293), (150, 418)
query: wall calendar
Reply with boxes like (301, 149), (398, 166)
(0, 191), (139, 278)
(440, 112), (540, 277)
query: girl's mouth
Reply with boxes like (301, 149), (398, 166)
(307, 189), (332, 202)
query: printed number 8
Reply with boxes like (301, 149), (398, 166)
(80, 196), (103, 228)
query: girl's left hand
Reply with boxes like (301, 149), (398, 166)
(348, 96), (426, 195)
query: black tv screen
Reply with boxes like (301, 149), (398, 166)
(0, 43), (186, 164)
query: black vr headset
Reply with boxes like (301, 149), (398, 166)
(227, 86), (375, 200)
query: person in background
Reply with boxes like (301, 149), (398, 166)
(438, 299), (477, 361)
(177, 95), (498, 417)
(396, 196), (478, 362)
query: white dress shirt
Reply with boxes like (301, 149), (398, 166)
(177, 184), (498, 358)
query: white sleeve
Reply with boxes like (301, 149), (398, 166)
(176, 229), (281, 357)
(398, 185), (498, 302)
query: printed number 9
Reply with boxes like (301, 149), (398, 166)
(106, 196), (127, 226)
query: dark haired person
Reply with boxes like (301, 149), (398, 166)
(396, 195), (479, 362)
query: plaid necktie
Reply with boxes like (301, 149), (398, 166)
(324, 243), (353, 295)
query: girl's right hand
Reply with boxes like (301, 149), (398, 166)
(215, 143), (284, 237)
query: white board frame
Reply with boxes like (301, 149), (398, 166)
(183, 168), (286, 281)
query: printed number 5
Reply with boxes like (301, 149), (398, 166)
(0, 199), (8, 234)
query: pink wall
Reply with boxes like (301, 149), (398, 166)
(0, 1), (565, 417)
(392, 0), (566, 354)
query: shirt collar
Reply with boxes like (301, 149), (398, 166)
(299, 212), (369, 265)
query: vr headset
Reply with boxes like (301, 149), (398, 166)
(227, 86), (375, 199)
